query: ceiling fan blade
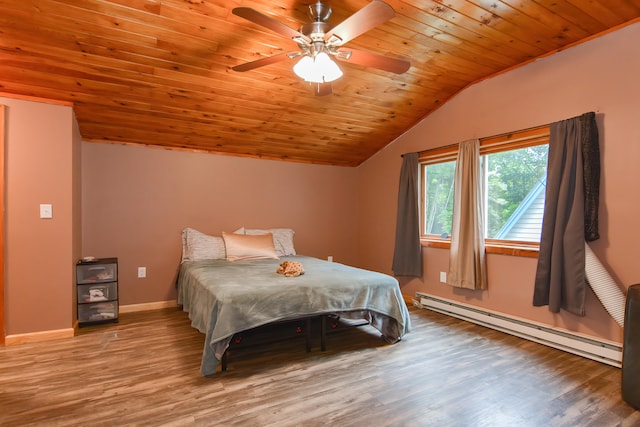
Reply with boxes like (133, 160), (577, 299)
(232, 52), (293, 72)
(314, 82), (333, 96)
(232, 7), (311, 44)
(336, 48), (410, 74)
(325, 1), (395, 46)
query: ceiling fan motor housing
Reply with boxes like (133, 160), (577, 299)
(300, 2), (336, 56)
(302, 1), (335, 41)
(300, 21), (333, 41)
(308, 1), (332, 22)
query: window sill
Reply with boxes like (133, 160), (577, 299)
(421, 238), (539, 258)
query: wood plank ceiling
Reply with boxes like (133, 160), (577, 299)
(1, 1), (639, 166)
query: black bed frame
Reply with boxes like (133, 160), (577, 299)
(220, 315), (367, 372)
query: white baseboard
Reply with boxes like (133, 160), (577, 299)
(119, 300), (178, 313)
(416, 292), (622, 368)
(5, 328), (75, 346)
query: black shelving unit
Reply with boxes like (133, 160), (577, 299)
(76, 257), (118, 327)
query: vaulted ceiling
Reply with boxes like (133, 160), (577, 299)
(1, 1), (639, 166)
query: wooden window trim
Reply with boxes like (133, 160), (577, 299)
(420, 237), (539, 258)
(419, 124), (550, 257)
(418, 124), (550, 162)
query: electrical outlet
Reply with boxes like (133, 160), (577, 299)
(39, 204), (53, 219)
(440, 271), (447, 283)
(327, 255), (333, 262)
(138, 267), (146, 278)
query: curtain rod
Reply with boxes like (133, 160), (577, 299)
(410, 122), (552, 158)
(403, 112), (597, 159)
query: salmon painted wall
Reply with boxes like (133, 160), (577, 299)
(2, 96), (82, 335)
(357, 23), (640, 344)
(81, 143), (359, 306)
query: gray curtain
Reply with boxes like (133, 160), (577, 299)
(447, 139), (488, 290)
(533, 112), (599, 315)
(392, 153), (422, 277)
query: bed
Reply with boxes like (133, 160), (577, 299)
(176, 228), (411, 376)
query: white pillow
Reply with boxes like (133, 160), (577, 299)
(181, 228), (226, 262)
(243, 228), (297, 257)
(222, 232), (279, 261)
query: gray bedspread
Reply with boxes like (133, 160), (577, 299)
(177, 255), (411, 376)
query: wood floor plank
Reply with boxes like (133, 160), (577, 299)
(0, 306), (637, 426)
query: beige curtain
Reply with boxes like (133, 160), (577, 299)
(447, 139), (488, 290)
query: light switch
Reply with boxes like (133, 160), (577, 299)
(40, 204), (53, 219)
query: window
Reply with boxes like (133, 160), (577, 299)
(420, 125), (550, 253)
(485, 144), (548, 241)
(423, 160), (455, 237)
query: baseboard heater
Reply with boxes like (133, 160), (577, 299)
(415, 292), (622, 368)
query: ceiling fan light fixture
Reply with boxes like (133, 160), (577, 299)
(293, 56), (319, 82)
(315, 52), (343, 82)
(293, 52), (343, 83)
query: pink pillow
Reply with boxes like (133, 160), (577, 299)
(222, 232), (279, 261)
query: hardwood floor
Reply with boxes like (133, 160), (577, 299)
(1, 306), (638, 426)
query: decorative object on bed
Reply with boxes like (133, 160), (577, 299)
(276, 261), (305, 277)
(177, 254), (411, 376)
(239, 227), (297, 257)
(181, 228), (226, 262)
(221, 232), (279, 261)
(180, 227), (296, 262)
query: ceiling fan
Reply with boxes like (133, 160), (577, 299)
(231, 0), (411, 96)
